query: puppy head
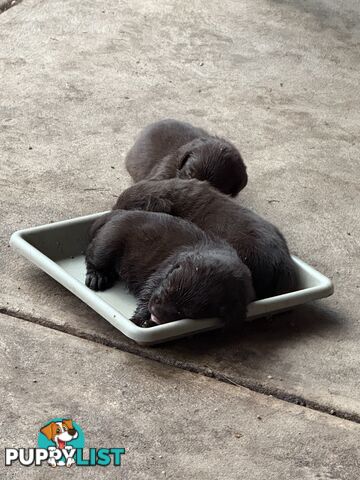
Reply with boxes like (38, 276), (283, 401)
(177, 138), (247, 196)
(148, 249), (254, 325)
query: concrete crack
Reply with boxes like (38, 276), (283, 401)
(1, 305), (359, 425)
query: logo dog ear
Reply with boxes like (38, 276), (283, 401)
(62, 419), (74, 430)
(40, 422), (55, 440)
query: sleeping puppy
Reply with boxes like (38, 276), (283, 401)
(125, 119), (247, 196)
(85, 210), (254, 327)
(113, 179), (298, 300)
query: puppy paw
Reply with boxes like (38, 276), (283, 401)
(140, 318), (158, 328)
(85, 270), (114, 291)
(130, 311), (154, 328)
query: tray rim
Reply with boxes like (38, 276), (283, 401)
(10, 212), (334, 345)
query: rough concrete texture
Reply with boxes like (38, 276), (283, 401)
(1, 313), (360, 479)
(0, 0), (359, 420)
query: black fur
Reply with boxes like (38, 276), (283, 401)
(125, 119), (247, 196)
(114, 179), (298, 299)
(85, 210), (254, 327)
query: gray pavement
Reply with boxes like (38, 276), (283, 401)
(1, 313), (360, 479)
(0, 0), (360, 475)
(1, 0), (359, 416)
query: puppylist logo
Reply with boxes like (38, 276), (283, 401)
(5, 418), (125, 468)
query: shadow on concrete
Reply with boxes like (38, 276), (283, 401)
(156, 303), (345, 365)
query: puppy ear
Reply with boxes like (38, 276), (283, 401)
(177, 145), (193, 170)
(40, 422), (55, 440)
(177, 138), (206, 170)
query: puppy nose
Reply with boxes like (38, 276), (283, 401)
(68, 429), (76, 436)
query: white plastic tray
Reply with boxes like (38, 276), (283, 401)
(10, 212), (334, 345)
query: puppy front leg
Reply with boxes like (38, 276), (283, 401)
(130, 300), (152, 327)
(131, 286), (159, 327)
(130, 272), (168, 327)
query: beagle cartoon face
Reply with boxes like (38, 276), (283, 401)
(40, 419), (78, 449)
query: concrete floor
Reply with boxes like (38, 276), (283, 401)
(0, 0), (359, 477)
(1, 313), (360, 479)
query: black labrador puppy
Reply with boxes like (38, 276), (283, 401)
(114, 179), (297, 300)
(125, 119), (247, 196)
(85, 210), (254, 327)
